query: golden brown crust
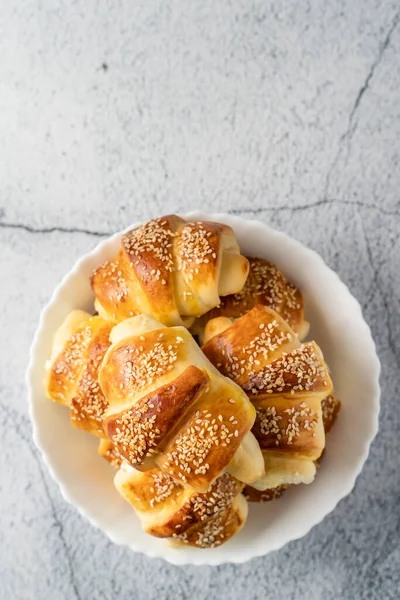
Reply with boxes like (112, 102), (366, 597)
(202, 305), (332, 469)
(115, 467), (186, 527)
(252, 396), (324, 459)
(103, 365), (209, 468)
(321, 394), (341, 434)
(148, 473), (243, 537)
(202, 305), (300, 388)
(91, 216), (184, 325)
(248, 394), (341, 502)
(98, 326), (189, 405)
(242, 342), (332, 398)
(70, 320), (113, 437)
(47, 316), (94, 406)
(46, 314), (112, 437)
(91, 215), (249, 326)
(199, 257), (307, 336)
(174, 221), (221, 284)
(99, 316), (259, 491)
(156, 376), (255, 490)
(98, 439), (123, 469)
(123, 215), (182, 322)
(171, 494), (248, 548)
(281, 282), (306, 335)
(115, 466), (243, 538)
(243, 484), (288, 503)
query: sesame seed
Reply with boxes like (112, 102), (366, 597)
(176, 223), (218, 275)
(118, 340), (180, 394)
(161, 411), (241, 484)
(242, 343), (330, 396)
(256, 401), (319, 446)
(121, 218), (175, 275)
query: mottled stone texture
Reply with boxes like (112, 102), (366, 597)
(0, 1), (399, 599)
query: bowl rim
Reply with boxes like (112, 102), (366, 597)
(26, 211), (381, 566)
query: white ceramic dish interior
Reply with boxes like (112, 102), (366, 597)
(27, 212), (380, 566)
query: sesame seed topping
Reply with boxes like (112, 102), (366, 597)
(243, 343), (330, 396)
(203, 257), (305, 332)
(72, 370), (108, 425)
(256, 402), (319, 446)
(148, 471), (176, 506)
(177, 223), (218, 274)
(99, 441), (123, 469)
(321, 394), (341, 433)
(122, 218), (175, 273)
(111, 409), (159, 466)
(188, 474), (240, 522)
(50, 325), (92, 395)
(118, 341), (179, 394)
(216, 319), (293, 382)
(162, 412), (239, 483)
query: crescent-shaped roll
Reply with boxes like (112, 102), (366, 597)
(202, 305), (333, 489)
(98, 315), (263, 492)
(244, 393), (341, 502)
(91, 215), (249, 327)
(192, 257), (309, 343)
(46, 310), (113, 437)
(114, 463), (244, 540)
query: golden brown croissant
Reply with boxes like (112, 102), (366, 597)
(202, 305), (333, 490)
(114, 463), (244, 541)
(192, 257), (309, 343)
(98, 315), (264, 492)
(46, 310), (112, 437)
(244, 394), (341, 502)
(91, 215), (249, 327)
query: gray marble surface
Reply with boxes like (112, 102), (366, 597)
(1, 1), (399, 598)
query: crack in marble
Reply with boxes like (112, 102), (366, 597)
(323, 10), (400, 196)
(0, 403), (83, 600)
(0, 220), (111, 237)
(232, 198), (400, 217)
(2, 198), (398, 239)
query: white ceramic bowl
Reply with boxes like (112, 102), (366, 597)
(27, 212), (380, 566)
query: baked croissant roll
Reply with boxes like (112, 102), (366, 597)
(192, 257), (309, 343)
(244, 394), (341, 502)
(46, 310), (112, 437)
(114, 463), (244, 541)
(98, 315), (264, 492)
(202, 305), (333, 490)
(91, 215), (249, 327)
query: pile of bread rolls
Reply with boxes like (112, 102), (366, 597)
(46, 215), (340, 549)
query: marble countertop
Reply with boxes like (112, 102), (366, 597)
(1, 1), (399, 598)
